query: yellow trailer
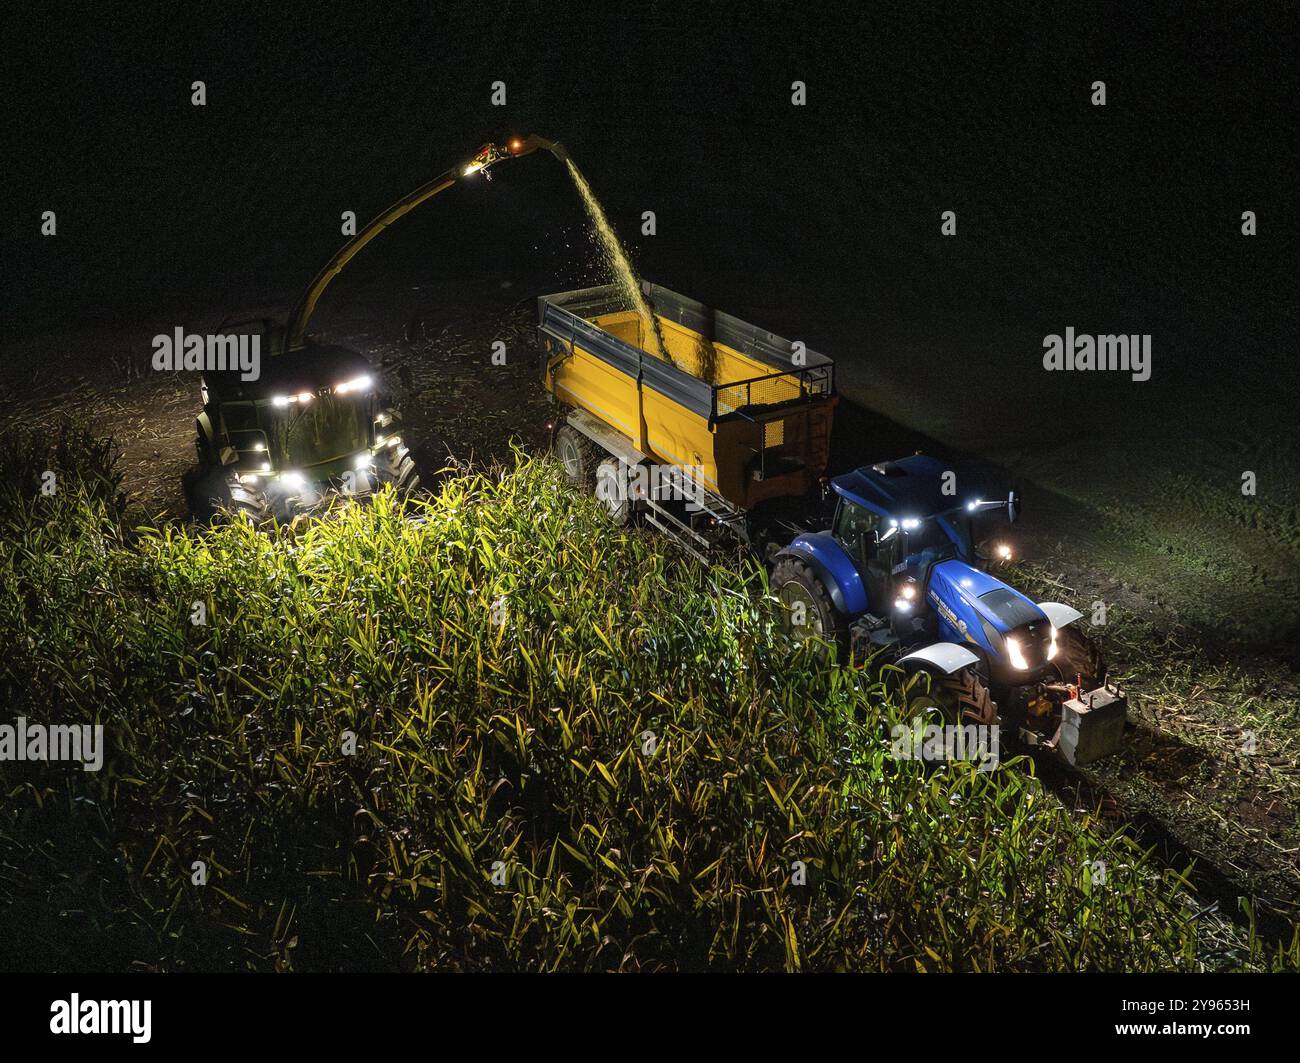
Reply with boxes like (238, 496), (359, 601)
(538, 283), (836, 552)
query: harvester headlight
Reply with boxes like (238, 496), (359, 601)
(297, 392), (313, 404)
(354, 452), (373, 470)
(893, 597), (912, 612)
(253, 442), (266, 452)
(336, 375), (372, 395)
(898, 581), (917, 601)
(1006, 635), (1030, 670)
(377, 434), (402, 450)
(901, 518), (920, 530)
(240, 474), (259, 485)
(1047, 627), (1059, 660)
(280, 471), (305, 490)
(272, 395), (290, 407)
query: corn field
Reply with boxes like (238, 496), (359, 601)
(0, 426), (1290, 971)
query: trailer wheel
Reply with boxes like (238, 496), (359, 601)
(595, 458), (632, 526)
(930, 667), (1000, 728)
(1050, 624), (1106, 689)
(554, 425), (599, 488)
(771, 556), (848, 653)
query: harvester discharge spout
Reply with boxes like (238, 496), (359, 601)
(286, 134), (563, 349)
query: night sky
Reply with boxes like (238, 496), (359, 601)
(5, 2), (1296, 419)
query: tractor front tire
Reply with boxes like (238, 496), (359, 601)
(1051, 625), (1106, 689)
(555, 425), (599, 489)
(771, 556), (848, 654)
(930, 667), (1000, 728)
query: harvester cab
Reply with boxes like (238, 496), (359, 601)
(189, 137), (563, 522)
(191, 325), (413, 522)
(773, 454), (1125, 765)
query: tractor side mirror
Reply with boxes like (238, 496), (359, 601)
(1007, 489), (1021, 524)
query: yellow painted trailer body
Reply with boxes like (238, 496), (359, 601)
(538, 283), (835, 511)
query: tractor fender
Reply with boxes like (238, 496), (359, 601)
(1037, 601), (1084, 630)
(898, 642), (982, 676)
(775, 533), (868, 617)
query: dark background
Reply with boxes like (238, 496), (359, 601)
(6, 1), (1295, 352)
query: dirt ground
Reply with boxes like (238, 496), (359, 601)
(2, 286), (1296, 941)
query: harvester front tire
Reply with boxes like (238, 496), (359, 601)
(771, 556), (848, 655)
(555, 425), (599, 489)
(188, 465), (269, 524)
(375, 446), (421, 498)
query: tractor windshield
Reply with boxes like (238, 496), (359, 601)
(260, 393), (371, 470)
(904, 514), (977, 563)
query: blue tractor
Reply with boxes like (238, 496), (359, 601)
(771, 455), (1125, 763)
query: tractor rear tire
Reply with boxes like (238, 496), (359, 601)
(771, 556), (848, 654)
(1051, 625), (1106, 689)
(931, 667), (1000, 728)
(555, 425), (599, 489)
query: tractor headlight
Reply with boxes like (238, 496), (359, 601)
(995, 542), (1013, 561)
(1047, 627), (1059, 660)
(1006, 635), (1030, 670)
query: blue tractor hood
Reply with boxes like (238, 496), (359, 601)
(926, 558), (1049, 645)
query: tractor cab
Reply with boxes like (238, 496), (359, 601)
(825, 455), (1012, 609)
